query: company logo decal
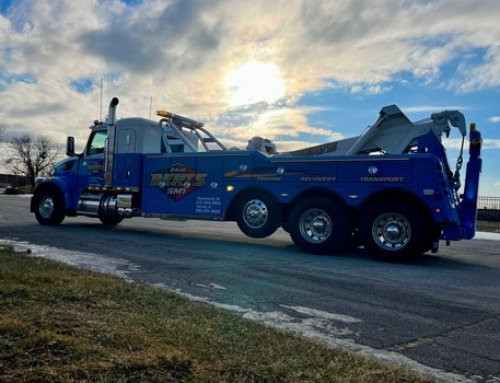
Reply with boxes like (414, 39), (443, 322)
(88, 161), (103, 174)
(300, 176), (337, 182)
(150, 163), (208, 201)
(360, 176), (405, 182)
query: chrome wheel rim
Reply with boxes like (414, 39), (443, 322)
(372, 212), (411, 251)
(299, 208), (332, 243)
(39, 196), (55, 219)
(243, 199), (268, 229)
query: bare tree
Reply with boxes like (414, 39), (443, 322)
(0, 123), (6, 143)
(4, 134), (62, 189)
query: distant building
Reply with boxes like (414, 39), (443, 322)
(0, 173), (29, 187)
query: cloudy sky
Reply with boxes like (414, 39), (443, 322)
(0, 0), (499, 196)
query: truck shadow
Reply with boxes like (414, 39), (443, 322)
(10, 220), (493, 271)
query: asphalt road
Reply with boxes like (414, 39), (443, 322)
(1, 195), (499, 383)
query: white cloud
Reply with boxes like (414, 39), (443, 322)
(350, 84), (391, 95)
(213, 105), (344, 151)
(454, 46), (500, 92)
(489, 117), (500, 123)
(1, 0), (500, 150)
(403, 105), (471, 113)
(481, 139), (500, 149)
(442, 138), (500, 150)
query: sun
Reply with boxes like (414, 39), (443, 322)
(225, 61), (285, 106)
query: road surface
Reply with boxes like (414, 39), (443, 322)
(1, 195), (499, 383)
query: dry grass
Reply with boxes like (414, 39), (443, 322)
(0, 248), (437, 383)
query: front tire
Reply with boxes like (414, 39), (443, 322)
(359, 199), (427, 262)
(289, 197), (350, 254)
(34, 188), (65, 225)
(235, 192), (281, 238)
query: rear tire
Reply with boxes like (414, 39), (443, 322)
(34, 188), (65, 225)
(289, 197), (350, 254)
(235, 192), (281, 238)
(359, 199), (427, 262)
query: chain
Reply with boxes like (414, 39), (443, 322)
(452, 135), (465, 190)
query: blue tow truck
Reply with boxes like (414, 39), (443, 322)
(31, 97), (482, 261)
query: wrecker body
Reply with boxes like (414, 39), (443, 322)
(31, 98), (482, 261)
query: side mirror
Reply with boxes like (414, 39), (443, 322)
(66, 136), (75, 157)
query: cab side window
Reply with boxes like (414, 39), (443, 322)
(87, 130), (107, 156)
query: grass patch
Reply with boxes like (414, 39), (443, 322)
(0, 248), (437, 383)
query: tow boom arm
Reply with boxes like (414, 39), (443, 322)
(289, 105), (466, 156)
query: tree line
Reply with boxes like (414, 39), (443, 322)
(0, 123), (62, 189)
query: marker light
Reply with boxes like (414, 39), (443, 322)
(156, 110), (171, 117)
(156, 110), (204, 128)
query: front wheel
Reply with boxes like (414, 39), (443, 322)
(235, 192), (281, 238)
(289, 197), (350, 254)
(34, 188), (65, 225)
(359, 199), (427, 262)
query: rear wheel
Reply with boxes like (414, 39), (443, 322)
(289, 197), (350, 254)
(359, 199), (427, 262)
(34, 188), (65, 225)
(235, 192), (281, 238)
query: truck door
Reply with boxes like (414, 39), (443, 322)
(78, 129), (107, 188)
(114, 128), (140, 187)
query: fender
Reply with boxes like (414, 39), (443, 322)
(31, 176), (79, 212)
